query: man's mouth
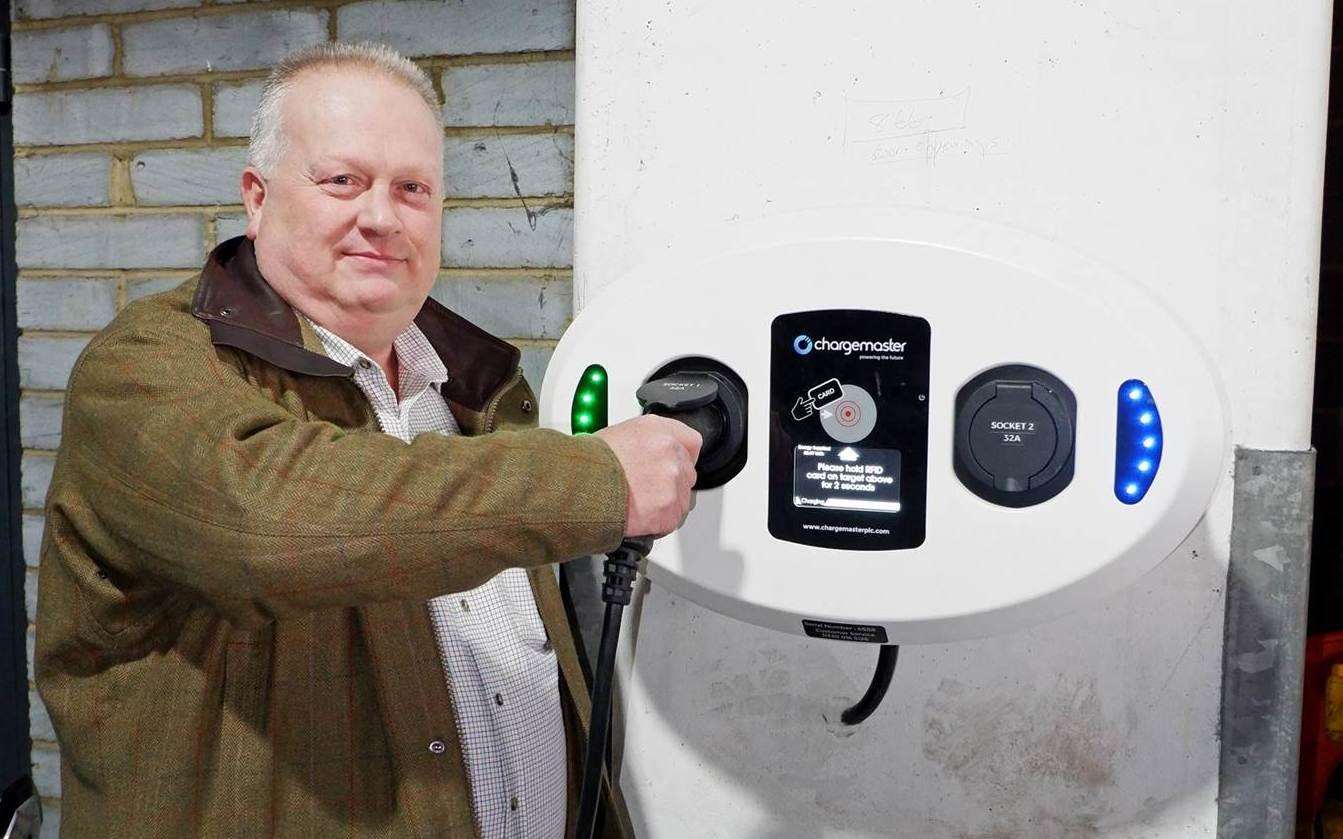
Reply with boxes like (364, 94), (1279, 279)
(344, 251), (405, 263)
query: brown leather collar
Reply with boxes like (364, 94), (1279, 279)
(192, 236), (521, 411)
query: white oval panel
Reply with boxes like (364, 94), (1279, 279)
(541, 210), (1229, 642)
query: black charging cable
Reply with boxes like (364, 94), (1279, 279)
(574, 536), (653, 839)
(574, 370), (750, 837)
(575, 373), (729, 839)
(840, 644), (900, 726)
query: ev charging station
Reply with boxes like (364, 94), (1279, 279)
(544, 211), (1227, 643)
(544, 1), (1330, 836)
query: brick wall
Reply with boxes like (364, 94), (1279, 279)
(10, 1), (577, 832)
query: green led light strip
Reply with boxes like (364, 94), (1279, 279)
(571, 364), (608, 434)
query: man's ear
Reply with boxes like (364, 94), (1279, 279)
(240, 167), (266, 239)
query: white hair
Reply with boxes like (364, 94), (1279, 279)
(247, 41), (440, 177)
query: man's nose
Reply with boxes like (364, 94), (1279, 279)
(357, 184), (401, 237)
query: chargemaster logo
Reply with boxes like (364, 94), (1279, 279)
(811, 336), (908, 355)
(793, 334), (814, 355)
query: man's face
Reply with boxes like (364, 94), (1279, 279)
(244, 68), (443, 323)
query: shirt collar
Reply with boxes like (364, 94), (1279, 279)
(192, 236), (521, 411)
(302, 314), (451, 398)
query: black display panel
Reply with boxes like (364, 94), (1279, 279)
(769, 309), (930, 550)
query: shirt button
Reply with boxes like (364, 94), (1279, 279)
(459, 599), (470, 612)
(510, 796), (519, 812)
(428, 740), (446, 755)
(494, 692), (504, 707)
(358, 358), (372, 370)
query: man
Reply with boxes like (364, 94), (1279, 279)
(34, 42), (700, 837)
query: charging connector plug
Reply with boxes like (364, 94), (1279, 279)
(601, 537), (650, 606)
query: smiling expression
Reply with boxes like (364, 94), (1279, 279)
(242, 66), (444, 344)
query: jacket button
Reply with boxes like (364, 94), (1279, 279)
(520, 399), (533, 413)
(428, 740), (446, 755)
(218, 307), (234, 317)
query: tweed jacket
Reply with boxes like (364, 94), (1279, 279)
(34, 236), (632, 838)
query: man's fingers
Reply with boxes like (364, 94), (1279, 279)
(600, 413), (704, 538)
(663, 418), (704, 462)
(681, 443), (698, 477)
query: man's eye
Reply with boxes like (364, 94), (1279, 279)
(327, 175), (353, 186)
(403, 182), (429, 195)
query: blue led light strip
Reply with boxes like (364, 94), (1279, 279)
(1114, 379), (1162, 504)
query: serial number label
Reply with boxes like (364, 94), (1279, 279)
(801, 620), (889, 644)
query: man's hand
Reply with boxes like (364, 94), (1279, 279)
(595, 416), (703, 537)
